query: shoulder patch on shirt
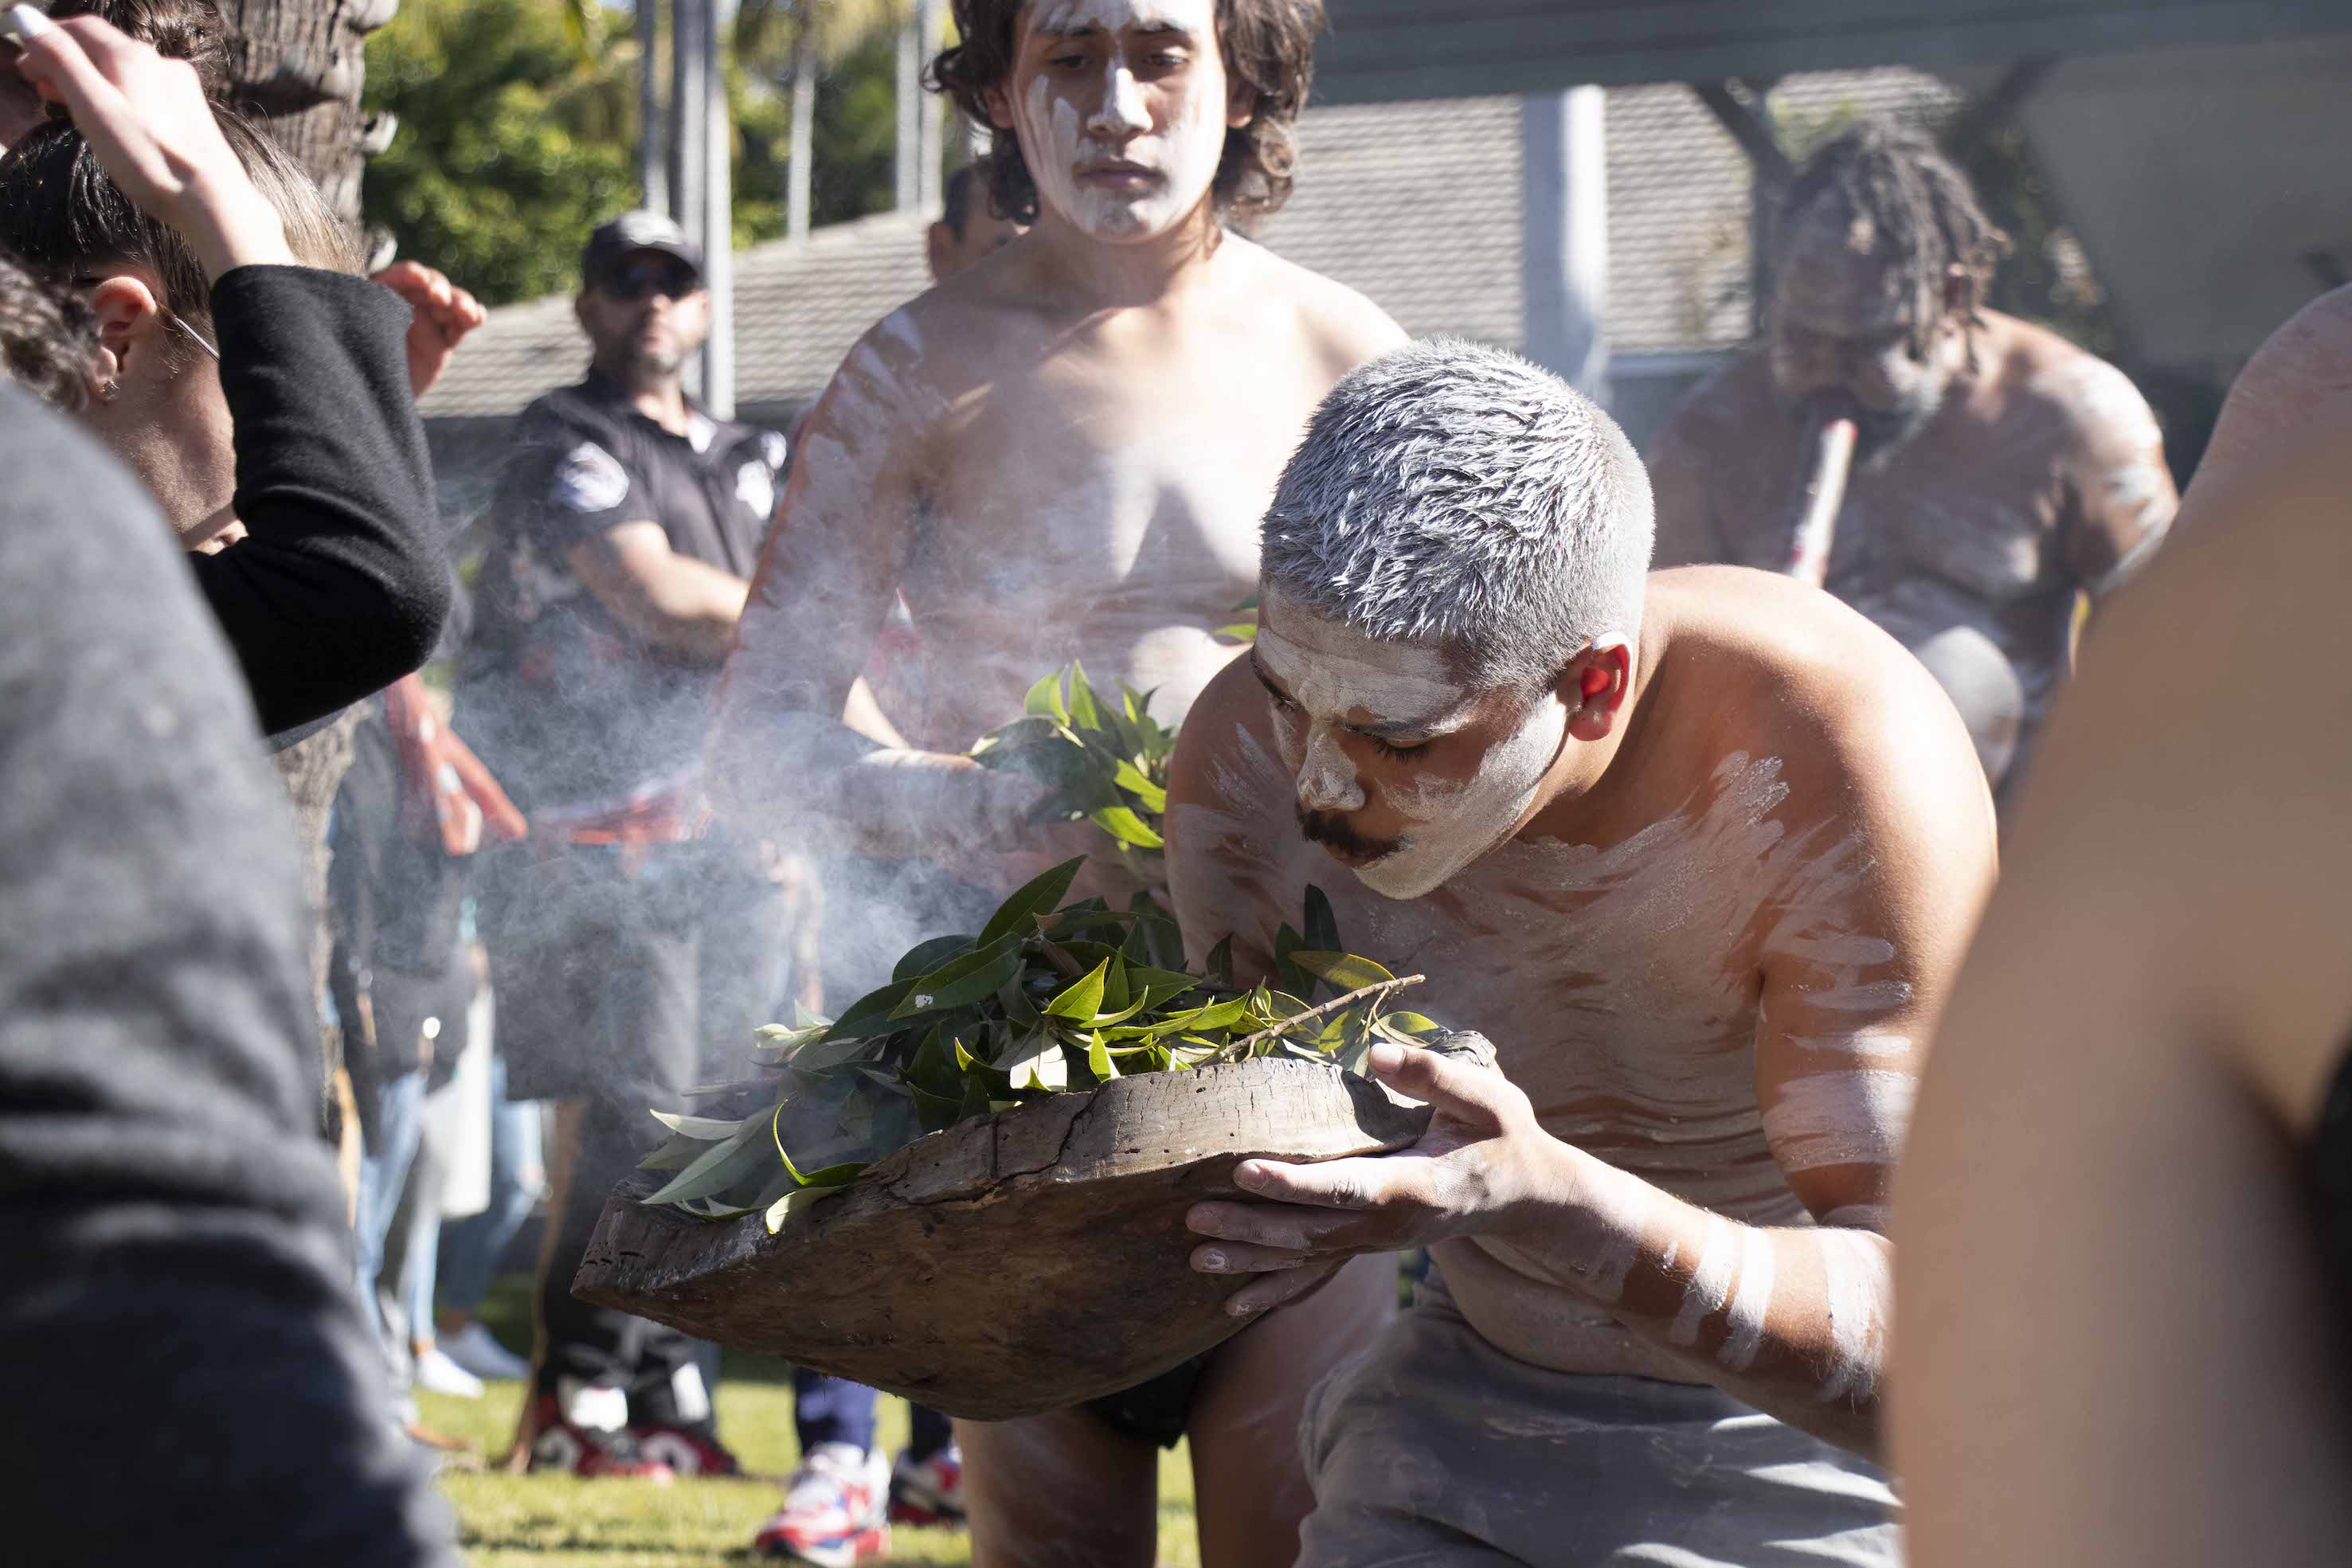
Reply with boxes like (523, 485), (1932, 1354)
(736, 459), (777, 522)
(550, 441), (631, 514)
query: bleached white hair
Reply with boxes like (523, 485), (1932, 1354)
(1260, 338), (1654, 699)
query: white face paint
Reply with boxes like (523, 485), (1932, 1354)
(1013, 0), (1230, 242)
(1255, 592), (1573, 902)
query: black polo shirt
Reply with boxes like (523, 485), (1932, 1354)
(457, 372), (786, 814)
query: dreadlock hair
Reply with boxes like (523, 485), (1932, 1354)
(1774, 116), (2012, 369)
(0, 248), (100, 411)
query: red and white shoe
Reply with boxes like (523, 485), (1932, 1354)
(636, 1423), (745, 1479)
(751, 1442), (892, 1565)
(521, 1393), (675, 1482)
(887, 1443), (965, 1526)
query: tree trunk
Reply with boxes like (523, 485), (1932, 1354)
(219, 0), (401, 227)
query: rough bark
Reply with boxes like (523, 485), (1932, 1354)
(575, 1057), (1433, 1420)
(220, 0), (401, 226)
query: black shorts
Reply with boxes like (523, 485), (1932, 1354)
(1087, 1355), (1207, 1450)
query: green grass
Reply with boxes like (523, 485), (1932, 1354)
(422, 1281), (1199, 1566)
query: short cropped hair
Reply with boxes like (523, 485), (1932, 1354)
(929, 0), (1322, 231)
(0, 111), (355, 360)
(1260, 339), (1654, 700)
(0, 248), (100, 410)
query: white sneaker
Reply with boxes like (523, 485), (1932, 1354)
(440, 1321), (531, 1382)
(752, 1442), (892, 1564)
(414, 1343), (487, 1398)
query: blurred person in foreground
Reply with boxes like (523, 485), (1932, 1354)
(456, 209), (793, 1482)
(0, 20), (456, 1566)
(2, 1), (479, 1194)
(1164, 339), (1997, 1566)
(1892, 288), (2352, 1566)
(702, 0), (1407, 1561)
(1649, 118), (2177, 811)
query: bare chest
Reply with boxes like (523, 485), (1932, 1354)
(1183, 741), (1857, 1217)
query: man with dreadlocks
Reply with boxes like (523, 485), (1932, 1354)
(1650, 117), (2176, 810)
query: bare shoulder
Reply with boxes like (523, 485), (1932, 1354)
(2201, 283), (2352, 479)
(1166, 648), (1282, 819)
(1217, 233), (1407, 381)
(1650, 566), (1997, 870)
(1996, 314), (2159, 450)
(1650, 348), (1779, 471)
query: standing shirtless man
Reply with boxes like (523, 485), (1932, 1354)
(704, 2), (1404, 1562)
(1164, 340), (1998, 1564)
(1650, 119), (2176, 809)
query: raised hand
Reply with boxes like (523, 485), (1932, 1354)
(370, 260), (487, 398)
(6, 9), (292, 280)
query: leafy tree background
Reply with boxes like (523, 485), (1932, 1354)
(362, 0), (903, 307)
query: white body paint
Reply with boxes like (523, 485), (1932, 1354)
(1015, 0), (1227, 243)
(1182, 743), (1919, 1382)
(1254, 595), (1571, 901)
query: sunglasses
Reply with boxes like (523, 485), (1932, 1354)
(598, 256), (701, 303)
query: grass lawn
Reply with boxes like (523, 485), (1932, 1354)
(422, 1281), (1200, 1566)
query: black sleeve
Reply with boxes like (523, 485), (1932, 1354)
(189, 265), (452, 736)
(0, 389), (459, 1568)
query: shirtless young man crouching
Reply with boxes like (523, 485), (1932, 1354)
(1164, 340), (1998, 1565)
(705, 2), (1404, 1562)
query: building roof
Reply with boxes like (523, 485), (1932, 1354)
(1308, 0), (2352, 106)
(419, 68), (1959, 424)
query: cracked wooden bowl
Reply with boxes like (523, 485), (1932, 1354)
(571, 1054), (1434, 1421)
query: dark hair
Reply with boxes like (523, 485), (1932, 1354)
(45, 0), (233, 101)
(929, 0), (1323, 232)
(942, 164), (980, 240)
(0, 248), (100, 409)
(0, 112), (355, 352)
(1775, 116), (2012, 364)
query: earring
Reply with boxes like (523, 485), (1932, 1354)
(98, 379), (119, 405)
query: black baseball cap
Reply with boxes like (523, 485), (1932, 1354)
(581, 211), (704, 287)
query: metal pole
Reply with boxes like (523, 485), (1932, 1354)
(637, 0), (667, 213)
(915, 0), (944, 208)
(1520, 85), (1610, 403)
(702, 0), (734, 418)
(787, 20), (814, 240)
(894, 10), (920, 210)
(668, 0), (719, 408)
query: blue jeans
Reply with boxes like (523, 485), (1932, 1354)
(792, 1374), (952, 1460)
(354, 1068), (426, 1390)
(436, 1053), (543, 1318)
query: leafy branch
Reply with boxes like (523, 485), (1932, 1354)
(969, 663), (1176, 882)
(640, 858), (1450, 1233)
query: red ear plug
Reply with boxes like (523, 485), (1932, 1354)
(1579, 667), (1611, 700)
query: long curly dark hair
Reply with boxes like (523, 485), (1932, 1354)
(1775, 116), (2013, 364)
(929, 0), (1324, 233)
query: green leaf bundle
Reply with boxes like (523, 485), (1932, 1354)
(644, 858), (1445, 1233)
(968, 664), (1177, 879)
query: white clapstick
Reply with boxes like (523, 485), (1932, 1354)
(1787, 416), (1857, 588)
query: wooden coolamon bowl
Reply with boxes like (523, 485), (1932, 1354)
(573, 1055), (1430, 1421)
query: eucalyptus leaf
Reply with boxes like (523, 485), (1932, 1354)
(979, 857), (1087, 948)
(1043, 958), (1110, 1020)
